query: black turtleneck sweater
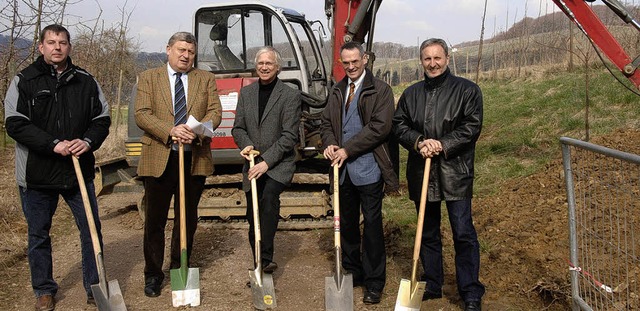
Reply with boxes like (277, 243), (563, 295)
(423, 67), (450, 90)
(258, 77), (278, 121)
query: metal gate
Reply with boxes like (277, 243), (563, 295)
(561, 137), (640, 311)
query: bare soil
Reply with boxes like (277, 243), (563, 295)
(1, 128), (639, 310)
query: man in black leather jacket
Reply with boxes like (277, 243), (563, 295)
(393, 38), (485, 311)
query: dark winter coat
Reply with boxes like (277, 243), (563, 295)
(320, 69), (399, 192)
(4, 56), (110, 190)
(393, 68), (482, 202)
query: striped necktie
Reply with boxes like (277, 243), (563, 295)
(345, 82), (355, 113)
(174, 72), (187, 125)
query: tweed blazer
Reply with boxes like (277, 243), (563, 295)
(232, 79), (301, 191)
(135, 65), (222, 177)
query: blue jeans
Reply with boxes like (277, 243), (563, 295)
(19, 182), (102, 298)
(416, 198), (485, 302)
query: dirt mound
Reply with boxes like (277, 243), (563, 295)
(474, 128), (640, 310)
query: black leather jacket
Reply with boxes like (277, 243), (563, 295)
(393, 68), (482, 202)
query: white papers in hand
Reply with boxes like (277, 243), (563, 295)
(186, 115), (214, 138)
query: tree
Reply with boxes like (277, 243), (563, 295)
(475, 0), (488, 83)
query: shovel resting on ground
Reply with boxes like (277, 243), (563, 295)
(72, 156), (127, 311)
(170, 142), (200, 307)
(325, 164), (353, 311)
(248, 150), (277, 310)
(394, 157), (432, 311)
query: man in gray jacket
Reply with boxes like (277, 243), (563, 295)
(232, 46), (301, 273)
(320, 41), (397, 305)
(393, 38), (485, 311)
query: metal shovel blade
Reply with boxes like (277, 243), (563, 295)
(394, 278), (426, 311)
(170, 266), (201, 307)
(91, 279), (127, 311)
(250, 268), (276, 310)
(324, 272), (353, 311)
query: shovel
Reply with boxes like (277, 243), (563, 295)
(394, 157), (432, 311)
(72, 156), (127, 311)
(170, 142), (200, 307)
(248, 150), (277, 310)
(325, 164), (353, 310)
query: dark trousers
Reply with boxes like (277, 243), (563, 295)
(245, 175), (286, 267)
(19, 182), (101, 298)
(143, 151), (205, 280)
(339, 171), (386, 292)
(416, 198), (485, 302)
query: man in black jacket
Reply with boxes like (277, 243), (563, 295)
(4, 24), (110, 311)
(393, 38), (485, 311)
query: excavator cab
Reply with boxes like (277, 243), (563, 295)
(195, 3), (329, 102)
(123, 2), (334, 222)
(194, 2), (330, 162)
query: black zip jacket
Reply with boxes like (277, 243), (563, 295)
(4, 56), (110, 190)
(393, 68), (483, 202)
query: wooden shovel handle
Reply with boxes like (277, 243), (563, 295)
(332, 164), (340, 248)
(411, 157), (432, 284)
(71, 156), (104, 278)
(249, 150), (262, 267)
(178, 142), (187, 255)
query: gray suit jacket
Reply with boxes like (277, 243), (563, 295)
(232, 79), (301, 191)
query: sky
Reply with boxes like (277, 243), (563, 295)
(65, 0), (564, 52)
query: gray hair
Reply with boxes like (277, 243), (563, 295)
(254, 46), (282, 68)
(168, 32), (197, 47)
(420, 38), (449, 57)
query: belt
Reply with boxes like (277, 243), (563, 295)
(171, 143), (192, 151)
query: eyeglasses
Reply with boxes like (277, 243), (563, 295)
(257, 61), (276, 68)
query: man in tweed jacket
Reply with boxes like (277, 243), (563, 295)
(134, 32), (221, 297)
(232, 46), (301, 273)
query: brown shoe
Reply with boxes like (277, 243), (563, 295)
(35, 294), (55, 311)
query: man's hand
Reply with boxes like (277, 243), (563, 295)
(248, 161), (268, 180)
(240, 145), (254, 161)
(419, 138), (442, 158)
(323, 145), (348, 167)
(67, 139), (91, 157)
(170, 124), (196, 144)
(53, 140), (71, 156)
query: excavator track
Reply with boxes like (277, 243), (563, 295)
(97, 157), (334, 229)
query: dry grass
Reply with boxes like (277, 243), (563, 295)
(0, 149), (26, 270)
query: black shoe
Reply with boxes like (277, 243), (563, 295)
(465, 300), (482, 311)
(363, 289), (381, 304)
(422, 290), (442, 301)
(144, 277), (163, 297)
(86, 296), (96, 306)
(263, 262), (278, 274)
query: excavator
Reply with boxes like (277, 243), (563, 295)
(110, 0), (384, 225)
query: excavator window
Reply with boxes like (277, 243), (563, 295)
(195, 7), (298, 74)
